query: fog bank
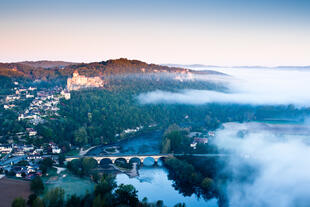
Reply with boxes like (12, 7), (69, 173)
(138, 68), (310, 107)
(215, 122), (310, 207)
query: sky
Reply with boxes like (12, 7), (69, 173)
(0, 0), (310, 66)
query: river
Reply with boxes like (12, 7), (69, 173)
(87, 130), (163, 156)
(45, 130), (218, 206)
(44, 165), (218, 207)
(116, 166), (218, 207)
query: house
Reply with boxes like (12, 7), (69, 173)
(29, 130), (37, 136)
(5, 95), (20, 102)
(194, 137), (208, 144)
(3, 104), (15, 109)
(52, 147), (61, 154)
(26, 94), (34, 98)
(0, 145), (12, 153)
(190, 142), (197, 149)
(28, 87), (37, 91)
(22, 145), (34, 152)
(26, 128), (37, 136)
(190, 137), (208, 150)
(208, 131), (215, 137)
(49, 142), (61, 154)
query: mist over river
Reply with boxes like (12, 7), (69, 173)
(44, 120), (310, 207)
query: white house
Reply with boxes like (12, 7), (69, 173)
(52, 147), (61, 154)
(0, 145), (12, 153)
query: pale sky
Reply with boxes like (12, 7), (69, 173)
(0, 0), (310, 66)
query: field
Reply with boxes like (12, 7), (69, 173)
(0, 177), (31, 207)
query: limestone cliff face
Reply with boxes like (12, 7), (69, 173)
(67, 71), (104, 91)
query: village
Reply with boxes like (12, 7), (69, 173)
(0, 72), (107, 182)
(0, 141), (63, 180)
(0, 81), (71, 181)
(1, 80), (71, 143)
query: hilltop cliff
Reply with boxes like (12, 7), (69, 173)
(67, 71), (104, 91)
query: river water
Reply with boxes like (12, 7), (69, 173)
(87, 130), (162, 155)
(45, 130), (218, 206)
(44, 166), (217, 207)
(116, 167), (218, 207)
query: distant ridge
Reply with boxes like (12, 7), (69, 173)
(0, 58), (215, 80)
(164, 64), (310, 69)
(163, 64), (220, 68)
(16, 60), (76, 69)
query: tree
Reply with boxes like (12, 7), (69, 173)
(74, 127), (88, 146)
(66, 194), (82, 207)
(39, 157), (54, 175)
(155, 200), (164, 207)
(32, 198), (44, 207)
(115, 184), (139, 206)
(41, 157), (54, 167)
(43, 187), (65, 207)
(201, 177), (214, 192)
(67, 159), (82, 176)
(174, 203), (186, 207)
(162, 125), (190, 153)
(58, 154), (65, 166)
(21, 172), (26, 178)
(82, 157), (98, 175)
(27, 194), (37, 206)
(161, 138), (171, 154)
(31, 176), (45, 194)
(95, 174), (117, 197)
(11, 197), (26, 207)
(92, 195), (105, 207)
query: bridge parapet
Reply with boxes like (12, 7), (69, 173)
(65, 154), (172, 164)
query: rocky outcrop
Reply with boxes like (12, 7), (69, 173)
(67, 71), (104, 91)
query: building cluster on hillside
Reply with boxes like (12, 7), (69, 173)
(0, 142), (62, 179)
(2, 83), (37, 110)
(0, 143), (61, 157)
(1, 162), (42, 180)
(16, 86), (71, 127)
(189, 131), (215, 149)
(67, 70), (104, 91)
(1, 82), (72, 144)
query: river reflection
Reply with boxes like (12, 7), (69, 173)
(44, 167), (218, 207)
(116, 167), (218, 207)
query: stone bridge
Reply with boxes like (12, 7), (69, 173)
(65, 154), (172, 165)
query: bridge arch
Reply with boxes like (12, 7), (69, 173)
(114, 157), (128, 164)
(99, 158), (113, 166)
(143, 157), (156, 166)
(129, 157), (142, 165)
(155, 156), (165, 165)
